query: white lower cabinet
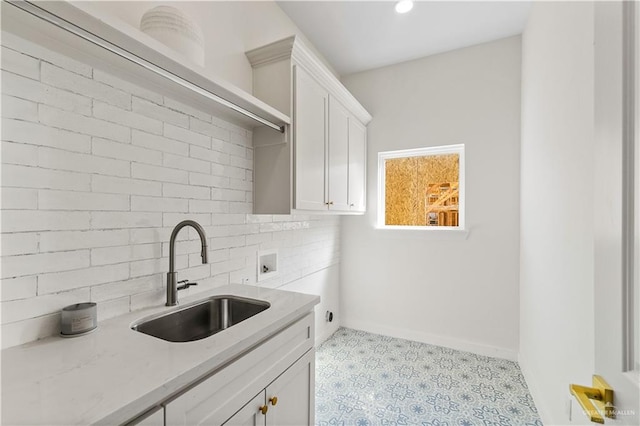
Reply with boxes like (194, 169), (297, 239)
(224, 350), (315, 426)
(164, 313), (314, 426)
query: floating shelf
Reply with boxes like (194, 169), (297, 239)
(2, 0), (290, 132)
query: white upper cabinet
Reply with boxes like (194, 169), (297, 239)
(348, 119), (367, 212)
(247, 36), (371, 214)
(294, 66), (329, 211)
(327, 96), (351, 211)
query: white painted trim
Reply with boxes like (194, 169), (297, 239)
(341, 318), (518, 361)
(245, 35), (372, 125)
(518, 350), (555, 425)
(315, 321), (340, 346)
(377, 144), (466, 230)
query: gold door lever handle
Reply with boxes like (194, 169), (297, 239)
(569, 375), (614, 424)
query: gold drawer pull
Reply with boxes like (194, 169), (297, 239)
(259, 405), (268, 415)
(269, 396), (278, 406)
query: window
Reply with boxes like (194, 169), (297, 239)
(377, 144), (465, 229)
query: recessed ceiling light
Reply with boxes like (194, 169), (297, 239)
(395, 0), (414, 14)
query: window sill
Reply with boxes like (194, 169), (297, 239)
(374, 226), (470, 240)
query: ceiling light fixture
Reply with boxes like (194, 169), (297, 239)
(395, 0), (414, 14)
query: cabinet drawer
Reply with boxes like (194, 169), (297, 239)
(165, 312), (314, 425)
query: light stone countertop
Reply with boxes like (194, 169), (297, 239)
(1, 284), (320, 426)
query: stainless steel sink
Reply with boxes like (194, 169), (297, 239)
(131, 296), (270, 342)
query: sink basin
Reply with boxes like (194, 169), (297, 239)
(131, 296), (270, 342)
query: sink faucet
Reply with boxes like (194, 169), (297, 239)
(167, 220), (209, 306)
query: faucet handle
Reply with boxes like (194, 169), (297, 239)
(177, 280), (198, 291)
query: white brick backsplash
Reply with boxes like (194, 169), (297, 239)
(210, 224), (259, 238)
(130, 256), (187, 278)
(38, 189), (129, 211)
(1, 141), (38, 166)
(1, 250), (90, 279)
(229, 201), (252, 214)
(129, 287), (165, 312)
(164, 123), (210, 148)
(132, 130), (189, 156)
(1, 233), (38, 257)
(39, 105), (130, 143)
(91, 275), (161, 303)
(1, 314), (59, 350)
(132, 163), (188, 184)
(2, 164), (90, 191)
(39, 147), (130, 178)
(220, 165), (245, 180)
(92, 175), (162, 196)
(40, 230), (129, 252)
(41, 62), (129, 108)
(132, 97), (189, 128)
(212, 188), (246, 202)
(164, 97), (211, 122)
(91, 243), (161, 266)
(1, 94), (38, 121)
(0, 37), (341, 348)
(93, 69), (163, 104)
(217, 214), (250, 225)
(2, 118), (91, 153)
(0, 276), (37, 302)
(1, 46), (40, 79)
(2, 70), (92, 115)
(190, 117), (229, 140)
(189, 171), (229, 188)
(96, 296), (130, 322)
(130, 227), (173, 245)
(191, 145), (229, 165)
(2, 32), (91, 77)
(2, 210), (90, 232)
(93, 101), (162, 134)
(38, 263), (130, 294)
(162, 183), (210, 200)
(162, 213), (211, 227)
(2, 288), (90, 324)
(163, 153), (210, 174)
(92, 137), (162, 165)
(189, 199), (228, 214)
(131, 196), (188, 213)
(2, 187), (38, 209)
(228, 178), (253, 191)
(92, 212), (162, 229)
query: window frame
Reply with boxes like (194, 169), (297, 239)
(377, 144), (466, 230)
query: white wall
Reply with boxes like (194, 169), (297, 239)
(519, 2), (595, 424)
(0, 32), (341, 349)
(87, 1), (339, 94)
(340, 37), (522, 360)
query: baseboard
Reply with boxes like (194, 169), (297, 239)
(341, 318), (518, 361)
(518, 350), (554, 425)
(315, 321), (339, 346)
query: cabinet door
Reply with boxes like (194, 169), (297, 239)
(223, 392), (266, 426)
(265, 350), (315, 426)
(348, 119), (367, 212)
(293, 65), (328, 211)
(327, 96), (350, 211)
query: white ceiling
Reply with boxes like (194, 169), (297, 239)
(277, 1), (531, 76)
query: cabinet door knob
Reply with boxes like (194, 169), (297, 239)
(259, 405), (268, 415)
(329, 201), (334, 205)
(269, 396), (278, 406)
(350, 203), (354, 207)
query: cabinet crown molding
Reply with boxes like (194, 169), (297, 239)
(246, 36), (372, 125)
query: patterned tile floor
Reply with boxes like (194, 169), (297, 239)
(316, 328), (542, 426)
